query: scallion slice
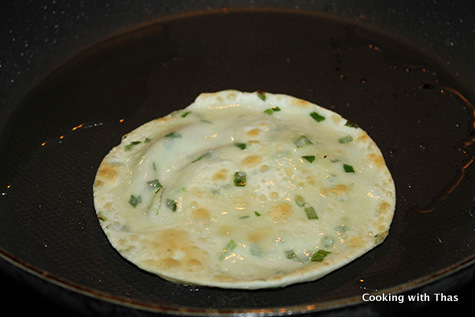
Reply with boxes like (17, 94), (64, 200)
(234, 143), (247, 150)
(234, 171), (247, 187)
(311, 249), (331, 262)
(257, 90), (266, 101)
(219, 240), (237, 260)
(302, 155), (316, 163)
(166, 199), (178, 212)
(310, 111), (325, 122)
(304, 206), (318, 219)
(343, 164), (355, 173)
(124, 141), (141, 151)
(128, 195), (142, 208)
(294, 135), (313, 148)
(164, 131), (182, 138)
(338, 135), (353, 144)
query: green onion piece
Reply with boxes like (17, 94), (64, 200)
(147, 179), (163, 193)
(219, 240), (237, 260)
(97, 211), (107, 222)
(285, 250), (297, 260)
(345, 120), (359, 128)
(234, 171), (247, 187)
(144, 138), (151, 143)
(257, 90), (266, 101)
(234, 143), (247, 150)
(310, 111), (325, 122)
(124, 141), (141, 151)
(294, 135), (313, 148)
(164, 131), (182, 138)
(166, 199), (178, 212)
(128, 195), (142, 208)
(311, 249), (331, 262)
(302, 155), (316, 163)
(181, 111), (191, 118)
(254, 211), (261, 217)
(239, 215), (250, 219)
(264, 107), (281, 115)
(305, 206), (318, 219)
(294, 195), (306, 207)
(338, 135), (353, 144)
(191, 152), (211, 163)
(343, 164), (355, 173)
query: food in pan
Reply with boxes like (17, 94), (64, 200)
(93, 90), (396, 289)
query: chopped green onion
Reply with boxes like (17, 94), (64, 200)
(144, 138), (151, 143)
(345, 120), (359, 128)
(294, 135), (313, 148)
(219, 240), (237, 260)
(128, 195), (142, 208)
(234, 171), (247, 187)
(191, 152), (211, 163)
(166, 199), (178, 212)
(164, 131), (182, 138)
(294, 195), (306, 207)
(181, 111), (191, 118)
(285, 250), (297, 260)
(264, 107), (281, 115)
(147, 179), (162, 193)
(302, 155), (316, 163)
(310, 111), (325, 122)
(239, 215), (250, 219)
(343, 164), (355, 173)
(97, 211), (107, 222)
(234, 142), (247, 150)
(257, 90), (266, 101)
(254, 211), (261, 217)
(305, 206), (318, 219)
(124, 141), (141, 151)
(311, 249), (331, 262)
(338, 135), (353, 144)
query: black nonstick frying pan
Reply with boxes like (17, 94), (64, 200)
(1, 1), (474, 316)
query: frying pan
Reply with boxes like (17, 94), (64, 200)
(0, 0), (474, 316)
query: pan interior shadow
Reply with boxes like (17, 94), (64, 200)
(0, 8), (473, 314)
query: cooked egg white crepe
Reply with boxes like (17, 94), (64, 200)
(93, 90), (395, 289)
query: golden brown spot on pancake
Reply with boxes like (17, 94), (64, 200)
(97, 162), (119, 182)
(94, 180), (104, 187)
(269, 202), (293, 221)
(358, 134), (369, 141)
(104, 202), (113, 210)
(212, 169), (228, 181)
(213, 274), (237, 283)
(192, 208), (211, 223)
(321, 184), (350, 196)
(242, 155), (262, 167)
(185, 259), (203, 272)
(378, 201), (391, 215)
(158, 257), (181, 270)
(259, 164), (270, 172)
(248, 228), (269, 243)
(369, 153), (385, 167)
(246, 128), (261, 137)
(331, 114), (342, 124)
(292, 98), (310, 107)
(248, 140), (261, 146)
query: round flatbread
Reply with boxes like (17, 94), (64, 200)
(93, 90), (395, 289)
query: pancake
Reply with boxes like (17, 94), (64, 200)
(93, 90), (396, 289)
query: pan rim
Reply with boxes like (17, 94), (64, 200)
(1, 246), (474, 316)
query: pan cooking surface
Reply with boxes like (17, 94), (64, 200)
(0, 9), (474, 314)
